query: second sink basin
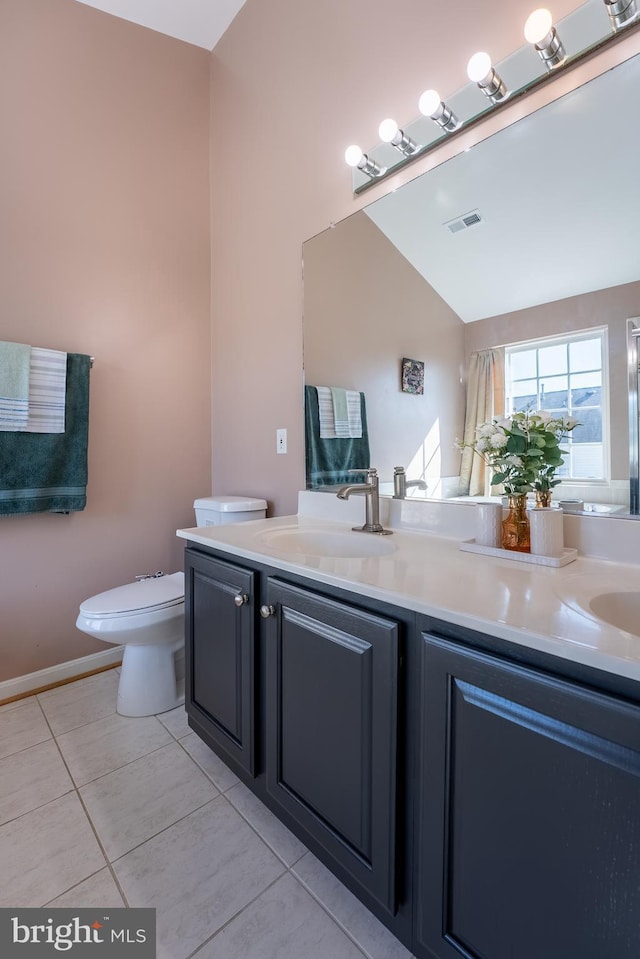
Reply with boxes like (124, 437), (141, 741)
(556, 577), (640, 638)
(588, 592), (640, 637)
(258, 526), (396, 559)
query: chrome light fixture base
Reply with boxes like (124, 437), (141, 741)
(431, 102), (460, 132)
(389, 129), (420, 156)
(358, 154), (385, 177)
(534, 27), (566, 68)
(478, 67), (509, 103)
(604, 0), (639, 30)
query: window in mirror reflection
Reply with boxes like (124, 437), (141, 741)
(505, 329), (607, 482)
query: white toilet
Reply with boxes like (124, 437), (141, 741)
(76, 496), (267, 717)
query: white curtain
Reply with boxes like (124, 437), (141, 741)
(459, 348), (505, 497)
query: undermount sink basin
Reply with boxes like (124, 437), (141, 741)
(258, 526), (395, 559)
(588, 592), (640, 637)
(554, 579), (640, 637)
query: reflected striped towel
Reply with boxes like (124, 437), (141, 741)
(316, 386), (363, 438)
(25, 348), (67, 433)
(0, 341), (31, 430)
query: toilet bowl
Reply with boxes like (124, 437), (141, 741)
(76, 495), (267, 718)
(76, 572), (185, 717)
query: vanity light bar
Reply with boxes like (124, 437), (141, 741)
(345, 2), (640, 177)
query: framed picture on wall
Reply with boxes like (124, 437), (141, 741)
(401, 357), (424, 395)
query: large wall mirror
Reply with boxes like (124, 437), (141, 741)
(303, 50), (640, 517)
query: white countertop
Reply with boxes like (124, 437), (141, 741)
(177, 512), (640, 685)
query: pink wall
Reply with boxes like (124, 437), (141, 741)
(209, 0), (623, 516)
(0, 0), (211, 682)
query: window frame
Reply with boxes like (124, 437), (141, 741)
(504, 326), (610, 486)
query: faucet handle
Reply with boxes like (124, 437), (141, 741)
(348, 467), (377, 480)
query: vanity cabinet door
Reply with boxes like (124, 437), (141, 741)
(264, 578), (400, 914)
(184, 548), (256, 776)
(416, 633), (640, 959)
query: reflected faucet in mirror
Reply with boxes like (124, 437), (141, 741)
(337, 468), (393, 535)
(393, 466), (428, 499)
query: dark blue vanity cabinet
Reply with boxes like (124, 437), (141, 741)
(185, 549), (258, 776)
(416, 632), (640, 959)
(263, 578), (400, 914)
(184, 545), (412, 945)
(184, 543), (640, 959)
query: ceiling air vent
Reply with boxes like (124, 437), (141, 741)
(444, 209), (484, 234)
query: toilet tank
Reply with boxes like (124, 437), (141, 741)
(194, 495), (267, 527)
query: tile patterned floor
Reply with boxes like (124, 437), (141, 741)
(0, 669), (414, 959)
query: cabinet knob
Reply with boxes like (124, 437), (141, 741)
(234, 593), (249, 607)
(260, 604), (276, 619)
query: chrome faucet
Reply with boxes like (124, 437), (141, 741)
(393, 466), (427, 499)
(337, 468), (393, 535)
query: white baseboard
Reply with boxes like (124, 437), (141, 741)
(0, 646), (124, 704)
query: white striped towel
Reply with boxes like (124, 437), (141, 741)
(0, 341), (31, 431)
(316, 386), (336, 438)
(316, 386), (363, 439)
(346, 390), (363, 437)
(25, 348), (67, 433)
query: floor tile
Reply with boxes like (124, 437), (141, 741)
(0, 697), (51, 760)
(38, 670), (120, 736)
(114, 796), (285, 959)
(194, 872), (366, 959)
(0, 792), (106, 907)
(293, 853), (414, 959)
(80, 741), (219, 861)
(45, 868), (126, 908)
(57, 713), (173, 786)
(180, 732), (240, 792)
(226, 781), (307, 867)
(0, 739), (73, 826)
(156, 704), (190, 739)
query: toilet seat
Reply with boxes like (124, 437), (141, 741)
(76, 571), (186, 715)
(79, 572), (184, 619)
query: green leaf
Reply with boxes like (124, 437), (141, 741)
(506, 435), (526, 454)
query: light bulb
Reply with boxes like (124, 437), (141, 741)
(524, 8), (553, 44)
(418, 89), (442, 118)
(467, 51), (493, 84)
(378, 118), (399, 143)
(344, 145), (364, 168)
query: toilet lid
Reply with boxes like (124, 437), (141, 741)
(79, 572), (184, 617)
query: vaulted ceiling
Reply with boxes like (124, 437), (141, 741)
(72, 0), (246, 49)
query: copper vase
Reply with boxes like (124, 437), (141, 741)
(535, 490), (553, 508)
(502, 494), (531, 552)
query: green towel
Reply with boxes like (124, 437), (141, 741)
(304, 385), (370, 487)
(0, 353), (91, 515)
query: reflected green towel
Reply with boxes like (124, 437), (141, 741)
(0, 353), (91, 515)
(305, 385), (370, 487)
